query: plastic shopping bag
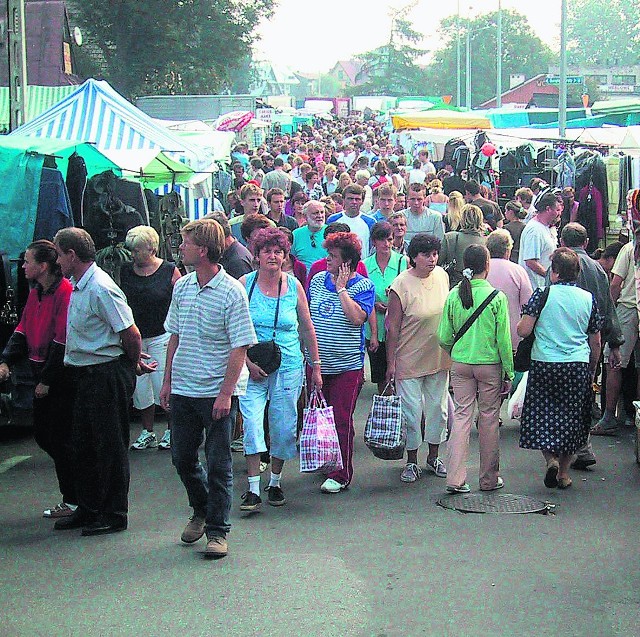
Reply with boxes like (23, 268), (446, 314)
(507, 371), (528, 420)
(364, 382), (406, 460)
(299, 388), (343, 473)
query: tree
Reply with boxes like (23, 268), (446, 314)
(71, 0), (274, 100)
(317, 74), (342, 98)
(427, 10), (555, 107)
(348, 16), (427, 96)
(567, 0), (640, 67)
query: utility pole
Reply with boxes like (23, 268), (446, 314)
(6, 0), (27, 131)
(559, 0), (567, 137)
(465, 24), (471, 109)
(496, 0), (502, 107)
(456, 1), (461, 107)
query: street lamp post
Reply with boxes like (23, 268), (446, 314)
(465, 23), (471, 109)
(559, 0), (567, 137)
(456, 1), (461, 107)
(496, 0), (502, 108)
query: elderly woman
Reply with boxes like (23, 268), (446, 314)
(438, 203), (487, 288)
(0, 240), (74, 518)
(517, 248), (602, 490)
(364, 221), (408, 394)
(307, 232), (375, 493)
(386, 234), (450, 483)
(486, 229), (533, 352)
(238, 228), (321, 510)
(438, 245), (514, 493)
(120, 226), (181, 451)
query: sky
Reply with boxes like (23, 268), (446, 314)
(254, 0), (562, 74)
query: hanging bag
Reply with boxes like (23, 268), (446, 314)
(246, 273), (282, 375)
(364, 382), (407, 460)
(299, 388), (343, 473)
(514, 288), (550, 372)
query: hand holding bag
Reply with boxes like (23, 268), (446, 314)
(364, 382), (407, 460)
(246, 274), (282, 375)
(300, 388), (343, 473)
(514, 288), (550, 372)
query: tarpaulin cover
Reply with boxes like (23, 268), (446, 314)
(392, 109), (492, 130)
(0, 147), (44, 260)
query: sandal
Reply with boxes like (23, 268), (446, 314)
(590, 423), (618, 437)
(557, 477), (572, 489)
(544, 459), (559, 488)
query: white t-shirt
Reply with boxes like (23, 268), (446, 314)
(518, 217), (556, 289)
(409, 168), (427, 185)
(326, 212), (376, 258)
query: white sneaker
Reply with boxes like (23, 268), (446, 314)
(400, 462), (422, 483)
(158, 429), (171, 450)
(131, 429), (158, 450)
(320, 478), (346, 493)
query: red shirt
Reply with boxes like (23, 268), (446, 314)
(16, 277), (72, 363)
(305, 259), (368, 290)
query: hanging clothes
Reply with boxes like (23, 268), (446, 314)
(555, 150), (576, 189)
(604, 154), (621, 219)
(65, 152), (87, 227)
(34, 168), (74, 241)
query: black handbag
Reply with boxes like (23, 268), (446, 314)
(514, 287), (550, 372)
(246, 274), (282, 375)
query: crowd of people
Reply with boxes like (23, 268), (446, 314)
(2, 120), (640, 559)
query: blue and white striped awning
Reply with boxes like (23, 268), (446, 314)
(9, 79), (210, 166)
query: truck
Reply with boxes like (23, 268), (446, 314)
(135, 94), (263, 121)
(302, 97), (351, 118)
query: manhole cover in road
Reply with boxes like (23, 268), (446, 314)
(437, 492), (552, 514)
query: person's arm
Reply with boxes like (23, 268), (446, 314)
(495, 295), (515, 382)
(588, 332), (601, 377)
(171, 267), (182, 285)
(367, 310), (379, 352)
(0, 331), (28, 381)
(160, 333), (179, 410)
(436, 295), (455, 353)
(524, 258), (547, 277)
(119, 324), (152, 374)
(517, 315), (536, 338)
(212, 345), (250, 420)
(335, 264), (367, 325)
(384, 289), (402, 383)
(295, 280), (322, 390)
(610, 274), (623, 304)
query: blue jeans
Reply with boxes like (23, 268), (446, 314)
(170, 394), (234, 538)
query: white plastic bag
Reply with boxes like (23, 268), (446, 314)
(507, 372), (528, 420)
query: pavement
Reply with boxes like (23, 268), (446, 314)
(1, 381), (639, 637)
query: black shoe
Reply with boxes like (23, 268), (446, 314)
(239, 491), (261, 512)
(54, 510), (96, 530)
(266, 485), (286, 507)
(571, 457), (596, 470)
(81, 516), (127, 536)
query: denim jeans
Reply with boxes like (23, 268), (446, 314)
(170, 394), (234, 538)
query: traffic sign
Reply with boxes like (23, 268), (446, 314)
(545, 75), (584, 85)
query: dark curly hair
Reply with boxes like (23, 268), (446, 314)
(407, 233), (441, 268)
(323, 232), (362, 271)
(252, 227), (290, 257)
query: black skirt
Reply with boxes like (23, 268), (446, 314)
(519, 360), (591, 455)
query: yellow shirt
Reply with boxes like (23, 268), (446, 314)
(389, 267), (451, 379)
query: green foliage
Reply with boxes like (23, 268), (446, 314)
(72, 0), (274, 100)
(427, 9), (555, 107)
(567, 0), (640, 67)
(349, 16), (427, 96)
(317, 74), (342, 98)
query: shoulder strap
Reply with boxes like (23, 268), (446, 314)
(248, 272), (282, 339)
(532, 286), (551, 326)
(451, 289), (499, 351)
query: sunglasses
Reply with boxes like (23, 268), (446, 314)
(310, 234), (317, 248)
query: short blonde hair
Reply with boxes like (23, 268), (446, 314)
(125, 225), (160, 253)
(181, 219), (225, 263)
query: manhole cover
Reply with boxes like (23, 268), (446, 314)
(437, 492), (552, 514)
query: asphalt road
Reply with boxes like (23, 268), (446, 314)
(1, 382), (639, 637)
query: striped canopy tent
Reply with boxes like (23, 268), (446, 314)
(9, 79), (211, 167)
(0, 85), (78, 132)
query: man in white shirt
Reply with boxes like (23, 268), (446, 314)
(260, 157), (292, 195)
(326, 184), (376, 258)
(400, 183), (445, 242)
(518, 191), (561, 289)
